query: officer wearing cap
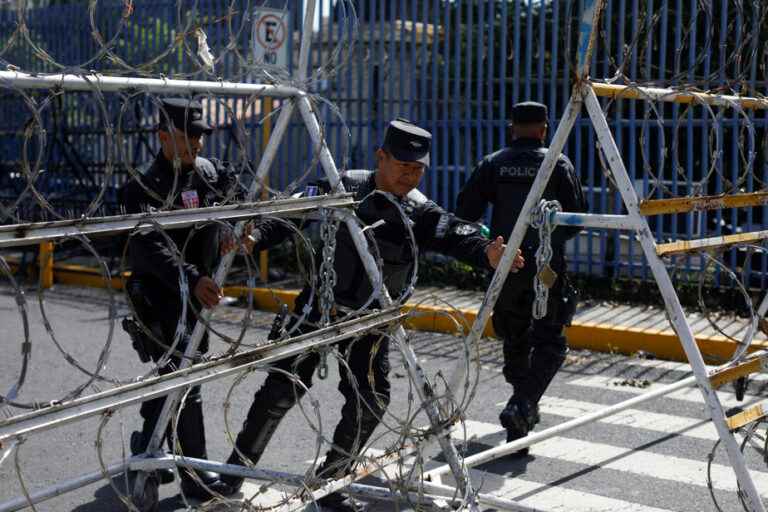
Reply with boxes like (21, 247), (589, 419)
(456, 101), (587, 455)
(221, 118), (524, 510)
(119, 97), (247, 499)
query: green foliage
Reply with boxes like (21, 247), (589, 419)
(418, 253), (491, 292)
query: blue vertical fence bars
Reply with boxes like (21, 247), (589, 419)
(1, 1), (767, 288)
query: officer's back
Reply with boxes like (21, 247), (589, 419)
(456, 102), (586, 297)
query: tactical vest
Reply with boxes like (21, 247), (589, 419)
(331, 171), (424, 309)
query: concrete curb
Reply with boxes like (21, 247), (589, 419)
(6, 259), (760, 363)
(225, 286), (766, 363)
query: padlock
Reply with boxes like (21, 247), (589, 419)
(537, 264), (558, 289)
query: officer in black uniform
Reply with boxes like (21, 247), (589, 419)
(456, 101), (587, 454)
(221, 118), (524, 510)
(121, 98), (273, 499)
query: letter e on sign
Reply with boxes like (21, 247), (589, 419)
(252, 7), (289, 68)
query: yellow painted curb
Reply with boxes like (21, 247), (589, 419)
(4, 260), (758, 364)
(6, 258), (128, 289)
(223, 286), (496, 338)
(566, 321), (768, 363)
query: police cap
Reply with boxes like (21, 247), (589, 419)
(382, 118), (432, 167)
(509, 101), (548, 126)
(158, 98), (212, 136)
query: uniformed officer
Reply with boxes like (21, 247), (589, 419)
(456, 101), (587, 454)
(221, 118), (524, 510)
(121, 98), (264, 499)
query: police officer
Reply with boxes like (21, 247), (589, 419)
(121, 98), (265, 499)
(221, 118), (524, 510)
(456, 101), (587, 454)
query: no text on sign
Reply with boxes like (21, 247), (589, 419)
(252, 7), (289, 67)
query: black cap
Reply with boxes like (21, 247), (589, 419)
(158, 98), (212, 136)
(382, 118), (432, 167)
(509, 101), (548, 126)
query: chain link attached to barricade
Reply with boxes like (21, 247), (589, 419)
(531, 200), (562, 320)
(318, 208), (339, 327)
(318, 208), (339, 381)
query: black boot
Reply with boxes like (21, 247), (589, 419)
(220, 380), (301, 492)
(311, 409), (381, 512)
(499, 397), (538, 457)
(316, 492), (368, 512)
(314, 452), (367, 512)
(173, 389), (238, 499)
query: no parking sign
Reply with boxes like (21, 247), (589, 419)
(252, 7), (290, 68)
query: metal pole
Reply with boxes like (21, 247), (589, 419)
(0, 70), (300, 97)
(0, 195), (354, 248)
(259, 98), (274, 283)
(424, 373), (697, 479)
(591, 82), (768, 110)
(0, 310), (404, 442)
(575, 0), (606, 80)
(295, 94), (479, 509)
(583, 85), (766, 512)
(37, 242), (54, 288)
(551, 212), (641, 230)
(0, 462), (127, 512)
(297, 0), (317, 82)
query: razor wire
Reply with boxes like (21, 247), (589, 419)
(591, 88), (768, 369)
(0, 2), (486, 511)
(583, 4), (768, 510)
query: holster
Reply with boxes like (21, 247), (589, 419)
(122, 317), (153, 363)
(122, 277), (162, 363)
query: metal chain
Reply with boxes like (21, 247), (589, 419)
(531, 199), (562, 320)
(318, 207), (339, 327)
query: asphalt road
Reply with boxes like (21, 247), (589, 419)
(2, 284), (768, 511)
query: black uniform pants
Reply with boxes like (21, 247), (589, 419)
(492, 284), (575, 406)
(234, 328), (391, 477)
(129, 278), (210, 460)
(138, 353), (207, 460)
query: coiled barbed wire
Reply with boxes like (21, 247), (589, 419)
(5, 2), (768, 511)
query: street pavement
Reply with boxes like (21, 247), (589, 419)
(1, 284), (768, 511)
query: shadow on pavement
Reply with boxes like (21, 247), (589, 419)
(71, 475), (186, 512)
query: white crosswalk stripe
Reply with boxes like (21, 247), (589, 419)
(452, 420), (768, 495)
(619, 357), (768, 383)
(225, 358), (768, 512)
(479, 475), (677, 512)
(568, 375), (766, 407)
(508, 396), (720, 441)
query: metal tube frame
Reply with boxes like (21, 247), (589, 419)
(591, 82), (768, 110)
(1, 3), (479, 511)
(551, 212), (641, 231)
(582, 85), (766, 512)
(295, 94), (479, 510)
(0, 195), (354, 248)
(0, 70), (301, 98)
(432, 0), (768, 509)
(0, 309), (405, 443)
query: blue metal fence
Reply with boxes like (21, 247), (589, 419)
(2, 1), (767, 287)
